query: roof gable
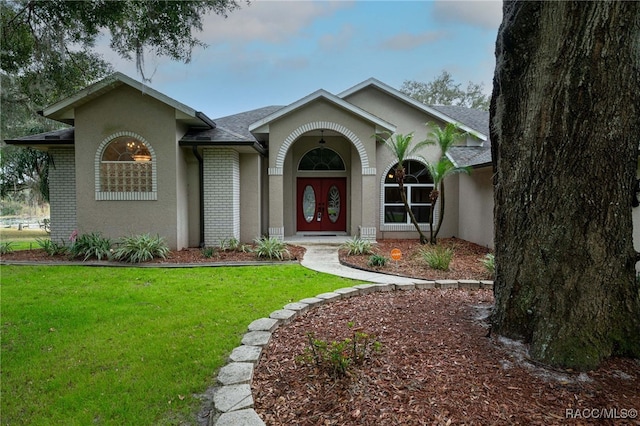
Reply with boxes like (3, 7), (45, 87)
(42, 72), (214, 129)
(248, 89), (396, 135)
(339, 78), (487, 141)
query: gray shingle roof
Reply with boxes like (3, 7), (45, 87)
(429, 105), (491, 168)
(4, 127), (75, 145)
(428, 105), (490, 137)
(181, 106), (284, 143)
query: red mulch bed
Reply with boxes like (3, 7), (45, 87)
(339, 238), (493, 281)
(0, 245), (306, 264)
(252, 290), (640, 425)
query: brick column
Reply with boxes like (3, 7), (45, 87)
(48, 148), (77, 244)
(203, 148), (240, 246)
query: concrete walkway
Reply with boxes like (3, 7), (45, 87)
(299, 243), (432, 285)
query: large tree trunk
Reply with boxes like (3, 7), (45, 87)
(490, 1), (640, 370)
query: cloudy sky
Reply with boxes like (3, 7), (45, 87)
(101, 0), (502, 119)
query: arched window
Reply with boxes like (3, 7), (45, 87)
(298, 147), (345, 171)
(383, 160), (434, 224)
(95, 133), (157, 200)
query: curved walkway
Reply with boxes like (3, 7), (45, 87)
(210, 243), (493, 425)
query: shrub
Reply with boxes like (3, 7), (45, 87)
(341, 237), (373, 255)
(254, 236), (289, 261)
(220, 237), (251, 253)
(298, 322), (382, 378)
(36, 238), (68, 256)
(0, 241), (14, 255)
(367, 253), (388, 267)
(201, 246), (216, 258)
(113, 234), (170, 263)
(69, 232), (112, 261)
(420, 245), (454, 271)
(480, 253), (495, 275)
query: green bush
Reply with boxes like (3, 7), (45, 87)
(36, 238), (68, 256)
(367, 253), (388, 267)
(201, 246), (216, 258)
(220, 237), (251, 253)
(420, 245), (454, 271)
(298, 322), (382, 378)
(69, 232), (112, 261)
(113, 234), (170, 263)
(254, 236), (290, 261)
(0, 241), (14, 254)
(480, 253), (495, 275)
(341, 237), (373, 255)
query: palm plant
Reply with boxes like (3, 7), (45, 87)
(423, 122), (471, 244)
(379, 132), (434, 244)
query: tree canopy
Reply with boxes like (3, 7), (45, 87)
(1, 0), (245, 203)
(400, 71), (490, 111)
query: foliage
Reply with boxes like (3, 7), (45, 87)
(254, 236), (290, 261)
(112, 233), (169, 263)
(69, 232), (112, 261)
(423, 122), (471, 244)
(219, 237), (251, 253)
(299, 322), (382, 378)
(1, 0), (244, 80)
(420, 245), (454, 271)
(36, 237), (67, 256)
(341, 237), (374, 255)
(0, 241), (14, 254)
(400, 70), (490, 111)
(480, 253), (495, 275)
(201, 246), (216, 258)
(1, 264), (348, 424)
(367, 254), (389, 267)
(378, 132), (435, 244)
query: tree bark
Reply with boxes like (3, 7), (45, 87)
(491, 1), (640, 370)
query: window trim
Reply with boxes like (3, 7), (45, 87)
(94, 131), (157, 201)
(380, 159), (438, 231)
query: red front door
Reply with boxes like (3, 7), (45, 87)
(297, 178), (346, 232)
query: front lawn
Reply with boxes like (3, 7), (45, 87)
(1, 265), (358, 425)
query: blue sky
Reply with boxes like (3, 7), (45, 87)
(99, 0), (502, 119)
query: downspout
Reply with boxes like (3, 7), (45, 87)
(192, 145), (205, 247)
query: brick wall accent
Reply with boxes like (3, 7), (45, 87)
(49, 148), (77, 243)
(203, 148), (240, 246)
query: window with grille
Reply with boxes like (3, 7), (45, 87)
(383, 160), (433, 224)
(96, 133), (157, 200)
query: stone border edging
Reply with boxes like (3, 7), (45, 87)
(211, 279), (494, 426)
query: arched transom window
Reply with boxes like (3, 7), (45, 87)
(383, 160), (434, 224)
(95, 133), (157, 200)
(298, 147), (345, 171)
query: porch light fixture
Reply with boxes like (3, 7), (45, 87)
(318, 129), (326, 144)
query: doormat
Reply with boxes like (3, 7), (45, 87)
(303, 234), (337, 237)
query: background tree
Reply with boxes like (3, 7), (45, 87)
(380, 132), (433, 244)
(491, 1), (640, 370)
(424, 123), (470, 244)
(1, 0), (244, 203)
(401, 70), (490, 111)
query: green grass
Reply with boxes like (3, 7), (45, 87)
(1, 264), (360, 425)
(0, 228), (49, 250)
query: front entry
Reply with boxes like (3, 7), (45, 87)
(297, 178), (346, 232)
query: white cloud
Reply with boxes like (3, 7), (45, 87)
(198, 0), (352, 45)
(432, 0), (502, 30)
(379, 31), (447, 51)
(318, 24), (355, 52)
